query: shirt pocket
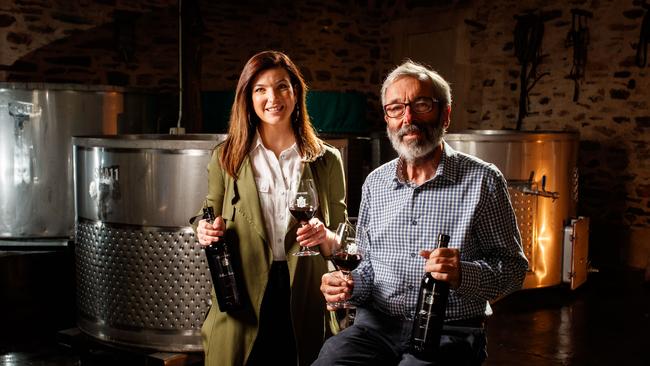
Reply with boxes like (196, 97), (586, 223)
(255, 177), (273, 213)
(255, 177), (270, 194)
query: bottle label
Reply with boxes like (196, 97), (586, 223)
(216, 252), (234, 277)
(424, 292), (434, 305)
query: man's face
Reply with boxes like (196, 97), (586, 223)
(384, 76), (450, 162)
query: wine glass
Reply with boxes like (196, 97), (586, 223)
(288, 178), (320, 257)
(328, 222), (364, 308)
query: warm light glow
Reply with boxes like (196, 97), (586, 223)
(535, 221), (551, 281)
(534, 197), (555, 282)
(102, 92), (121, 135)
(449, 132), (579, 289)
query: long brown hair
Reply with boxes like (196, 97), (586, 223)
(219, 50), (323, 178)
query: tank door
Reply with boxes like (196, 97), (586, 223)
(562, 217), (590, 290)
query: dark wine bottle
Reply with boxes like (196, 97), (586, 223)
(203, 206), (244, 312)
(410, 233), (451, 360)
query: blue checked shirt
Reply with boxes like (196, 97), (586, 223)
(351, 141), (528, 322)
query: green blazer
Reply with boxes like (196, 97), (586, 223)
(196, 142), (347, 366)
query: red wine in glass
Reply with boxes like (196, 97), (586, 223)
(328, 222), (364, 308)
(331, 252), (362, 273)
(288, 206), (316, 222)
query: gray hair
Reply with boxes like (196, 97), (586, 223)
(380, 60), (452, 107)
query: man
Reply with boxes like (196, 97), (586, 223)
(314, 61), (529, 365)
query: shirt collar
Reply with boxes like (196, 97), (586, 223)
(251, 130), (264, 153)
(395, 158), (407, 184)
(250, 130), (300, 157)
(439, 140), (460, 183)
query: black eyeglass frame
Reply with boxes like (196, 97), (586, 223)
(383, 96), (439, 118)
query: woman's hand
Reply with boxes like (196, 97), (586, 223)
(196, 216), (225, 246)
(296, 217), (337, 256)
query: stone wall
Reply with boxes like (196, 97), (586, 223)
(464, 0), (650, 269)
(0, 0), (176, 83)
(1, 0), (649, 269)
(1, 0), (393, 127)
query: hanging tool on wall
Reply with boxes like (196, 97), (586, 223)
(636, 1), (650, 67)
(565, 8), (592, 102)
(513, 12), (549, 130)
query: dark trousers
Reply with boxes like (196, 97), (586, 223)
(247, 261), (297, 366)
(312, 307), (487, 366)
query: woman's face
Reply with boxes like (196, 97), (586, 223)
(251, 67), (297, 129)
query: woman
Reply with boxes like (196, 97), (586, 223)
(194, 50), (347, 366)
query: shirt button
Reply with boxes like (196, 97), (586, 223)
(278, 239), (282, 243)
(408, 285), (414, 290)
(410, 252), (416, 258)
(411, 220), (417, 225)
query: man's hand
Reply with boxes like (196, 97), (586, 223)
(320, 271), (354, 310)
(420, 247), (461, 289)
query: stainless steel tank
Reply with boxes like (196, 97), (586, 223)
(445, 130), (581, 289)
(73, 134), (226, 351)
(0, 83), (155, 245)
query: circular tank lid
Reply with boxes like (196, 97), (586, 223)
(72, 134), (227, 150)
(445, 129), (579, 142)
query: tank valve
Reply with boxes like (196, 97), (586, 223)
(518, 172), (560, 201)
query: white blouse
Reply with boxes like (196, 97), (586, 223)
(249, 132), (302, 261)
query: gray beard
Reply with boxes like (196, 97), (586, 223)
(387, 120), (445, 162)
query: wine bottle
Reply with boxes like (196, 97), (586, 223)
(202, 206), (244, 312)
(410, 233), (451, 359)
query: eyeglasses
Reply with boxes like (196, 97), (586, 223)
(383, 97), (438, 118)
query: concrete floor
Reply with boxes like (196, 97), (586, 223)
(486, 267), (649, 366)
(1, 249), (649, 366)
